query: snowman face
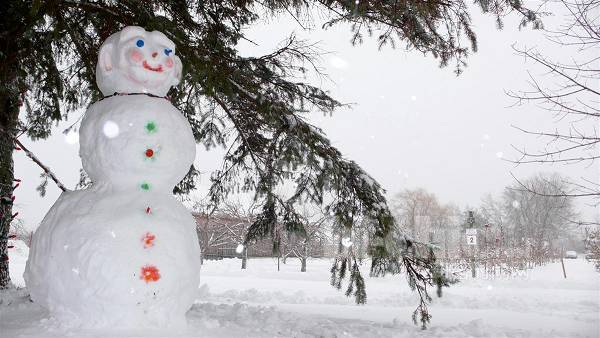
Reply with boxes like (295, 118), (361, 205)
(120, 33), (177, 88)
(96, 26), (182, 97)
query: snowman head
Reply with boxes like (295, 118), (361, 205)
(96, 26), (182, 97)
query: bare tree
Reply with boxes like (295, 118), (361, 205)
(584, 227), (600, 271)
(503, 173), (577, 263)
(8, 218), (32, 247)
(194, 200), (259, 269)
(430, 203), (462, 269)
(387, 179), (581, 276)
(480, 194), (506, 230)
(391, 188), (440, 241)
(391, 189), (465, 271)
(283, 208), (331, 272)
(352, 216), (373, 263)
(508, 0), (600, 205)
(194, 212), (232, 265)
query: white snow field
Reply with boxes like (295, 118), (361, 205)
(1, 241), (599, 338)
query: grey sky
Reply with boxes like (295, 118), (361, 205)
(13, 5), (598, 231)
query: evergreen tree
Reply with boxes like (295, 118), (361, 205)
(0, 0), (540, 327)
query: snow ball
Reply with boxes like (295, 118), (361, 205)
(329, 56), (349, 69)
(102, 120), (120, 138)
(235, 244), (245, 254)
(341, 237), (353, 248)
(64, 131), (79, 144)
(496, 151), (504, 158)
(512, 200), (520, 209)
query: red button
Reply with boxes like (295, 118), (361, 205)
(145, 149), (154, 158)
(140, 265), (160, 283)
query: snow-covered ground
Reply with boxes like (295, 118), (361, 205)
(2, 240), (599, 337)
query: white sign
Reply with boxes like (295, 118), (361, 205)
(466, 228), (477, 235)
(466, 234), (477, 245)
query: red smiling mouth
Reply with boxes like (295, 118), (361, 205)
(143, 60), (163, 72)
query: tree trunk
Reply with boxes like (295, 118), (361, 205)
(356, 230), (364, 264)
(0, 89), (19, 289)
(300, 242), (308, 272)
(241, 247), (247, 269)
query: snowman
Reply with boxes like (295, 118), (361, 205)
(25, 26), (200, 328)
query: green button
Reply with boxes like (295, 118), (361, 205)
(145, 121), (157, 133)
(141, 182), (151, 191)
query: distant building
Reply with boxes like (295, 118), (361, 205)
(192, 212), (328, 260)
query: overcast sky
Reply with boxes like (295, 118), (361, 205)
(13, 4), (598, 231)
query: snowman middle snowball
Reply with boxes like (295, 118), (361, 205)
(25, 26), (200, 328)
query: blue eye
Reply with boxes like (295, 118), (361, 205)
(136, 39), (144, 47)
(164, 48), (172, 56)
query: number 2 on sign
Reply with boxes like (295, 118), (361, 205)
(467, 234), (477, 245)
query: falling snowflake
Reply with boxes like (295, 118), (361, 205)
(512, 200), (520, 209)
(235, 244), (245, 254)
(341, 237), (353, 248)
(103, 120), (120, 138)
(496, 152), (504, 158)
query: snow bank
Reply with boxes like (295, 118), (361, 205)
(2, 256), (599, 337)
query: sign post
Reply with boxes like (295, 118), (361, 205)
(467, 211), (477, 278)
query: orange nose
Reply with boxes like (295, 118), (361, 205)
(152, 52), (158, 58)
